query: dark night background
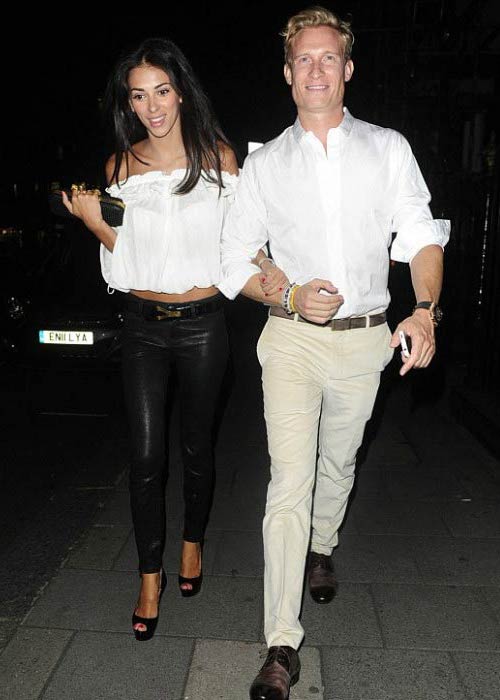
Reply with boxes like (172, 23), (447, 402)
(3, 1), (500, 183)
(0, 0), (499, 658)
(3, 1), (498, 392)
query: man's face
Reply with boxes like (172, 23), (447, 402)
(284, 26), (354, 117)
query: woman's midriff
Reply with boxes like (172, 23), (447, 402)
(130, 286), (220, 303)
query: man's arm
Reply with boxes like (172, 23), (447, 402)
(242, 273), (344, 324)
(390, 244), (444, 376)
(220, 152), (343, 321)
(410, 243), (443, 304)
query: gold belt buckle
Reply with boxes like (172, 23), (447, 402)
(155, 305), (181, 320)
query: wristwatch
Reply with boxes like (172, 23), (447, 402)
(413, 301), (443, 326)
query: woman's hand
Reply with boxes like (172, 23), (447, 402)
(259, 259), (289, 297)
(62, 188), (104, 232)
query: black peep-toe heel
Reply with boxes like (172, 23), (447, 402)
(178, 542), (203, 598)
(132, 568), (167, 641)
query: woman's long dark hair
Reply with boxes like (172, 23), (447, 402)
(104, 38), (230, 194)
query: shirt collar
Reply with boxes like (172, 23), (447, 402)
(292, 107), (355, 142)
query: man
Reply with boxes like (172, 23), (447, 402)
(219, 7), (449, 700)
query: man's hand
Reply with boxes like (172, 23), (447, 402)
(390, 309), (436, 376)
(293, 279), (344, 324)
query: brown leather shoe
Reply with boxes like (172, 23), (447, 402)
(308, 551), (337, 604)
(249, 646), (300, 700)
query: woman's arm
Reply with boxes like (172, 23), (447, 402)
(61, 190), (117, 253)
(61, 155), (123, 252)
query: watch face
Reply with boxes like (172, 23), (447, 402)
(433, 306), (443, 323)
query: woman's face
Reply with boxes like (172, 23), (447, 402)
(128, 63), (182, 139)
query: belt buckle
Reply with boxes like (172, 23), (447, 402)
(155, 305), (181, 320)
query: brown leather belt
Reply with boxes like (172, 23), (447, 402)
(269, 306), (386, 330)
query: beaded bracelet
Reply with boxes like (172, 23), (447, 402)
(281, 284), (292, 313)
(281, 283), (301, 315)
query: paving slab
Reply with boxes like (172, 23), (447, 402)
(413, 537), (500, 586)
(23, 570), (143, 633)
(65, 525), (132, 570)
(208, 490), (266, 532)
(383, 468), (471, 501)
(350, 500), (450, 536)
(212, 531), (264, 577)
(301, 583), (383, 647)
(0, 627), (73, 700)
(336, 507), (358, 535)
(161, 576), (263, 641)
(452, 651), (500, 700)
(372, 583), (500, 651)
(184, 639), (323, 699)
(407, 425), (499, 469)
(321, 646), (466, 700)
(0, 618), (16, 654)
(93, 490), (134, 528)
(334, 535), (422, 584)
(23, 570), (262, 641)
(93, 488), (183, 529)
(361, 440), (419, 468)
(364, 418), (408, 446)
(41, 631), (192, 700)
(351, 470), (389, 499)
(216, 443), (270, 469)
(229, 463), (271, 497)
(440, 501), (500, 538)
(112, 528), (221, 574)
(481, 586), (500, 620)
(456, 465), (500, 500)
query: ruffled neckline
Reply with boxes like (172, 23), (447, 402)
(109, 169), (238, 190)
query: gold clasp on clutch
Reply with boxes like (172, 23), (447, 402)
(71, 183), (101, 196)
(155, 305), (181, 320)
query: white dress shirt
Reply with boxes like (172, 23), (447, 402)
(219, 108), (450, 318)
(101, 169), (237, 294)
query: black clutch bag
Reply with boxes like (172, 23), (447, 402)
(49, 186), (125, 228)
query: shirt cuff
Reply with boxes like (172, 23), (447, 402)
(218, 262), (261, 300)
(391, 219), (450, 263)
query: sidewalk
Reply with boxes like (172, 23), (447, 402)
(2, 301), (500, 699)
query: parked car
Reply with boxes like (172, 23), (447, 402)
(0, 218), (123, 369)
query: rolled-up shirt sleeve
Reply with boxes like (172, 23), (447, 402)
(218, 155), (269, 299)
(390, 133), (450, 263)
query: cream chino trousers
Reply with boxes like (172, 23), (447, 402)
(257, 315), (394, 649)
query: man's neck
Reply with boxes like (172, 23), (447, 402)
(297, 106), (345, 151)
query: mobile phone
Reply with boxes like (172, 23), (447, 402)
(399, 330), (411, 358)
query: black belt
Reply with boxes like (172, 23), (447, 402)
(125, 294), (224, 321)
(270, 306), (386, 330)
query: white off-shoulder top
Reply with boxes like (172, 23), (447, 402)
(100, 169), (237, 294)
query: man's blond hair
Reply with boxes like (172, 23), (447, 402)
(281, 6), (354, 65)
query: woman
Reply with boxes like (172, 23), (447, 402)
(63, 37), (241, 641)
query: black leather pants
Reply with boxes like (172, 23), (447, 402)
(121, 295), (229, 573)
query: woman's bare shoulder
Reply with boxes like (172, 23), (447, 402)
(218, 142), (239, 176)
(105, 154), (127, 186)
(106, 142), (150, 184)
